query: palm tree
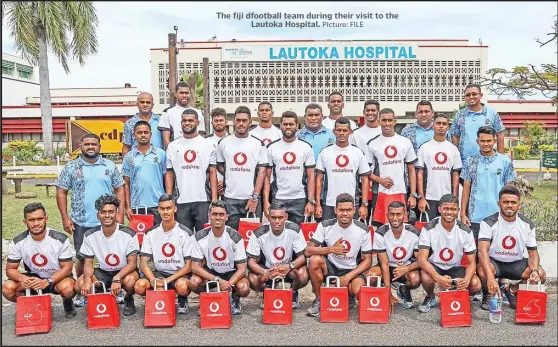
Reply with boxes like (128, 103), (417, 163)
(2, 2), (99, 158)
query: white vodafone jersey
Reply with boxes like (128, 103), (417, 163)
(249, 125), (282, 146)
(322, 116), (359, 131)
(367, 134), (417, 195)
(78, 225), (140, 272)
(418, 217), (476, 270)
(350, 125), (381, 153)
(316, 144), (371, 206)
(246, 221), (307, 268)
(7, 228), (73, 279)
(158, 104), (205, 139)
(205, 133), (227, 182)
(166, 135), (216, 204)
(373, 223), (420, 267)
(311, 219), (372, 270)
(267, 138), (315, 200)
(140, 222), (194, 274)
(216, 134), (269, 200)
(191, 227), (247, 274)
(416, 139), (462, 201)
(478, 212), (537, 262)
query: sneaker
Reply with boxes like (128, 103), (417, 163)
(63, 298), (76, 318)
(417, 296), (437, 313)
(259, 298), (265, 310)
(292, 290), (301, 309)
(500, 284), (509, 304)
(231, 295), (242, 315)
(306, 298), (320, 317)
(480, 293), (490, 311)
(502, 285), (517, 309)
(116, 290), (125, 305)
(348, 295), (358, 308)
(123, 295), (136, 316)
(73, 294), (86, 307)
(397, 286), (414, 309)
(470, 291), (483, 302)
(178, 296), (189, 314)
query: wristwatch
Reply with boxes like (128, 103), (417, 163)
(250, 193), (259, 201)
(308, 199), (316, 205)
(410, 192), (422, 199)
(213, 276), (221, 282)
(47, 277), (54, 285)
(361, 200), (369, 207)
(289, 262), (295, 270)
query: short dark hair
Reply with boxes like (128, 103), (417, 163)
(133, 120), (151, 132)
(416, 100), (433, 111)
(182, 108), (198, 120)
(334, 117), (351, 129)
(335, 193), (354, 206)
(175, 81), (190, 92)
(387, 201), (406, 211)
(328, 91), (344, 101)
(281, 111), (297, 123)
(304, 103), (323, 115)
(80, 133), (100, 143)
(499, 185), (521, 200)
(477, 126), (496, 137)
(234, 106), (251, 119)
(269, 200), (286, 212)
(439, 194), (459, 206)
(258, 101), (273, 110)
(464, 84), (481, 93)
(211, 107), (227, 119)
(433, 113), (450, 121)
(379, 108), (395, 118)
(209, 199), (228, 213)
(94, 194), (120, 211)
(364, 100), (380, 110)
(158, 193), (176, 204)
(24, 202), (46, 219)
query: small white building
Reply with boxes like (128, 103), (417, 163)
(2, 53), (40, 106)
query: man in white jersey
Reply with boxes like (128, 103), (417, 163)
(316, 117), (371, 221)
(135, 194), (195, 314)
(189, 200), (251, 315)
(205, 107), (229, 198)
(322, 92), (359, 131)
(367, 201), (421, 313)
(305, 193), (373, 317)
(158, 81), (206, 148)
(264, 111), (316, 225)
(3, 203), (77, 317)
(216, 106), (268, 231)
(249, 101), (282, 146)
(416, 194), (481, 313)
(247, 201), (309, 309)
(351, 100), (382, 216)
(74, 195), (140, 316)
(416, 114), (462, 220)
(367, 109), (418, 227)
(477, 186), (546, 310)
(166, 109), (218, 232)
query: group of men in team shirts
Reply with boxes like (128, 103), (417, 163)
(3, 81), (547, 321)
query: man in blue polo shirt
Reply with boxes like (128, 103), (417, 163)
(55, 133), (125, 307)
(460, 126), (517, 238)
(400, 100), (436, 153)
(450, 84), (505, 163)
(122, 120), (167, 226)
(121, 92), (164, 157)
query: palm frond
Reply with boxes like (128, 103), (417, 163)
(6, 2), (39, 66)
(64, 1), (98, 66)
(38, 1), (70, 73)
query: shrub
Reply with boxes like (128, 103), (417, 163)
(1, 141), (44, 165)
(539, 144), (557, 153)
(521, 199), (558, 241)
(512, 145), (530, 160)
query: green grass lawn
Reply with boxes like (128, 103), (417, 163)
(526, 180), (558, 202)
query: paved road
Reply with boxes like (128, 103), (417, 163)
(2, 294), (557, 346)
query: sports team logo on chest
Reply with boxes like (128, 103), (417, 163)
(392, 247), (407, 261)
(433, 152), (450, 171)
(154, 156), (159, 163)
(333, 155), (352, 173)
(273, 247), (286, 261)
(105, 254), (120, 267)
(182, 150), (200, 169)
(439, 248), (454, 262)
(231, 153), (250, 173)
(281, 152), (300, 170)
(495, 236), (519, 257)
(211, 247), (229, 267)
(383, 146), (401, 165)
(105, 169), (110, 176)
(31, 253), (48, 267)
(159, 243), (180, 264)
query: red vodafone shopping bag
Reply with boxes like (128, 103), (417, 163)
(358, 276), (390, 324)
(144, 278), (176, 328)
(238, 213), (261, 249)
(16, 289), (52, 335)
(129, 206), (154, 246)
(414, 212), (429, 232)
(516, 280), (547, 324)
(87, 281), (120, 330)
(263, 277), (293, 325)
(439, 286), (472, 328)
(320, 276), (349, 323)
(301, 215), (318, 242)
(199, 280), (232, 329)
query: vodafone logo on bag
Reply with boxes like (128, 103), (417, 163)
(502, 236), (517, 250)
(184, 150), (197, 163)
(439, 248), (454, 262)
(392, 247), (407, 261)
(105, 254), (120, 267)
(283, 152), (296, 165)
(31, 253), (48, 267)
(273, 299), (284, 310)
(209, 302), (220, 313)
(96, 304), (107, 314)
(330, 297), (340, 307)
(23, 304), (43, 325)
(335, 155), (349, 168)
(273, 247), (286, 260)
(212, 247), (227, 261)
(245, 230), (254, 238)
(162, 243), (176, 257)
(450, 301), (461, 311)
(384, 145), (398, 159)
(370, 297), (380, 307)
(233, 152), (248, 166)
(135, 221), (147, 232)
(155, 300), (165, 311)
(435, 152), (448, 165)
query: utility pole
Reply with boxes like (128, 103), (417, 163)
(203, 57), (210, 133)
(168, 32), (177, 107)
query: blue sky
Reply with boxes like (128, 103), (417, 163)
(2, 1), (557, 99)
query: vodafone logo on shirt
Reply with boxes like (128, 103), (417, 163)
(212, 247), (227, 261)
(434, 152), (448, 165)
(31, 253), (48, 267)
(105, 254), (120, 267)
(233, 153), (248, 166)
(184, 150), (197, 163)
(283, 152), (296, 165)
(392, 247), (407, 261)
(162, 243), (176, 257)
(273, 247), (286, 261)
(384, 146), (398, 159)
(340, 240), (352, 252)
(335, 155), (349, 168)
(502, 236), (517, 250)
(439, 248), (454, 262)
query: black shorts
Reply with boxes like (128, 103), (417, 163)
(176, 201), (210, 232)
(93, 268), (138, 290)
(274, 198), (307, 225)
(22, 272), (74, 295)
(491, 258), (529, 281)
(150, 270), (190, 290)
(425, 199), (440, 221)
(430, 264), (466, 279)
(74, 224), (93, 261)
(323, 257), (365, 282)
(469, 222), (481, 240)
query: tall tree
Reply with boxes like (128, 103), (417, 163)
(2, 2), (99, 158)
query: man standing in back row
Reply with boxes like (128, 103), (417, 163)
(322, 92), (359, 131)
(122, 92), (164, 157)
(205, 108), (229, 198)
(249, 101), (282, 146)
